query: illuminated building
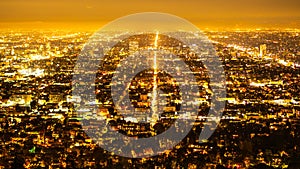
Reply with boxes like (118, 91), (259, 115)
(259, 44), (267, 57)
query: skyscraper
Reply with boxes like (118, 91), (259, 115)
(259, 44), (267, 57)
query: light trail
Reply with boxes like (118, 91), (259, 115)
(151, 32), (159, 126)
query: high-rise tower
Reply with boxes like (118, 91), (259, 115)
(259, 44), (267, 57)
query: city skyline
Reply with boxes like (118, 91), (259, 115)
(1, 27), (300, 168)
(1, 2), (300, 168)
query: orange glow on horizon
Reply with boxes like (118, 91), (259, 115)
(0, 0), (299, 30)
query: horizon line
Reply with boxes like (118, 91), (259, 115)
(0, 21), (299, 32)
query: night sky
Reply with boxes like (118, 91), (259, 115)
(1, 0), (300, 29)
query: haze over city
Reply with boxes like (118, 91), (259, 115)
(1, 1), (300, 169)
(0, 0), (300, 30)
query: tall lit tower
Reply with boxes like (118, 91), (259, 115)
(10, 47), (15, 56)
(259, 44), (267, 57)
